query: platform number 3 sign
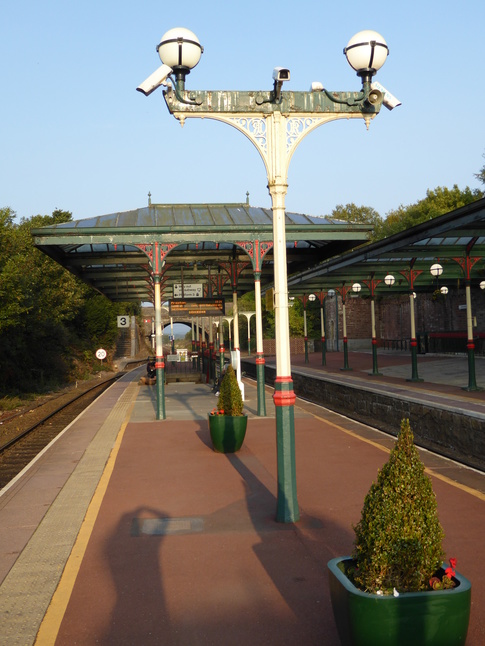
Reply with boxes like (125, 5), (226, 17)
(117, 315), (130, 328)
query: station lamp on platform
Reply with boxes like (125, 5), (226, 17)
(137, 25), (395, 524)
(430, 263), (444, 277)
(344, 31), (389, 82)
(352, 282), (362, 293)
(384, 273), (395, 287)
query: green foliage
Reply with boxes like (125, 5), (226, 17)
(0, 207), (140, 395)
(475, 151), (485, 186)
(288, 298), (304, 336)
(0, 209), (88, 334)
(331, 203), (382, 238)
(352, 419), (445, 594)
(81, 294), (118, 345)
(374, 185), (483, 241)
(217, 365), (244, 416)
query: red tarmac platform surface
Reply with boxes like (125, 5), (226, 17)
(1, 353), (485, 645)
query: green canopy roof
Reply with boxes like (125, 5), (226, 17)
(287, 197), (485, 296)
(33, 202), (371, 302)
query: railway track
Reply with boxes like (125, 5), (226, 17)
(0, 376), (120, 489)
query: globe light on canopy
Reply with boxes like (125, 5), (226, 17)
(440, 286), (449, 295)
(430, 263), (443, 277)
(384, 274), (395, 286)
(308, 293), (317, 302)
(352, 283), (362, 293)
(480, 281), (485, 290)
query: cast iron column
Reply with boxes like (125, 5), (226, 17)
(254, 271), (267, 416)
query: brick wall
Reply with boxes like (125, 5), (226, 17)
(262, 337), (311, 355)
(254, 285), (485, 354)
(323, 285), (485, 349)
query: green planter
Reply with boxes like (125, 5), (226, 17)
(208, 414), (247, 453)
(328, 557), (471, 646)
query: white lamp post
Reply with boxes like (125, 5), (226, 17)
(138, 27), (392, 523)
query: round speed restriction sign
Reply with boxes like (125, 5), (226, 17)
(96, 348), (107, 360)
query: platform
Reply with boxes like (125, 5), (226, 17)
(0, 355), (484, 645)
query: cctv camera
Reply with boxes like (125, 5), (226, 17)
(371, 81), (402, 110)
(272, 67), (290, 82)
(136, 64), (173, 96)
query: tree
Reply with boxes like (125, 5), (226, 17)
(0, 208), (135, 394)
(475, 151), (485, 186)
(0, 210), (87, 334)
(376, 185), (483, 240)
(331, 203), (382, 227)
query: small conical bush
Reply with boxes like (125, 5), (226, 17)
(217, 365), (243, 416)
(352, 418), (445, 593)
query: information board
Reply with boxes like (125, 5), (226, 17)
(168, 298), (225, 317)
(173, 283), (203, 298)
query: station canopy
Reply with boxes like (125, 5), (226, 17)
(286, 197), (485, 296)
(32, 202), (372, 304)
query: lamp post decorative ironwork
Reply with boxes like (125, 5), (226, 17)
(138, 27), (391, 523)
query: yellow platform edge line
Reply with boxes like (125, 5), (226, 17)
(310, 411), (485, 502)
(34, 390), (137, 645)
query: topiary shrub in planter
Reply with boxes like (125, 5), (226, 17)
(328, 418), (471, 646)
(353, 417), (444, 593)
(217, 364), (243, 417)
(208, 365), (247, 453)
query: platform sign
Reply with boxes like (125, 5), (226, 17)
(173, 283), (203, 298)
(117, 315), (130, 328)
(169, 298), (225, 317)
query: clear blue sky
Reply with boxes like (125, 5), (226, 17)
(1, 1), (484, 223)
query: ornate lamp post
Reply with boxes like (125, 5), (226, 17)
(138, 27), (390, 523)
